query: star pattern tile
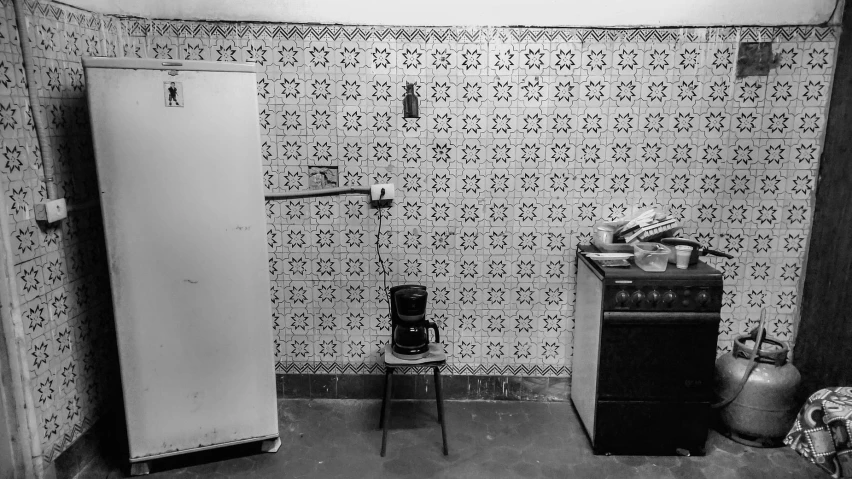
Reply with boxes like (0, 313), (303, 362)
(227, 24), (837, 377)
(12, 3), (841, 463)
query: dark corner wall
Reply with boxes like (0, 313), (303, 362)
(794, 0), (852, 398)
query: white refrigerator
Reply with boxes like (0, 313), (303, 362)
(83, 57), (279, 473)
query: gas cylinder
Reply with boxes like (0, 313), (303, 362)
(714, 332), (801, 447)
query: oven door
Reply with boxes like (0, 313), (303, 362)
(596, 312), (720, 401)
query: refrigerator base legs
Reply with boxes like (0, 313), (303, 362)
(125, 435), (279, 475)
(261, 437), (281, 453)
(129, 461), (151, 476)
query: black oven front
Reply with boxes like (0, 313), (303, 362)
(571, 247), (723, 456)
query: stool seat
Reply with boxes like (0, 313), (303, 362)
(383, 343), (446, 366)
(379, 343), (449, 457)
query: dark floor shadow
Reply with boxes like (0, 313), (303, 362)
(381, 400), (442, 430)
(147, 442), (264, 474)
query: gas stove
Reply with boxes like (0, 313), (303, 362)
(572, 244), (723, 456)
(578, 244), (723, 312)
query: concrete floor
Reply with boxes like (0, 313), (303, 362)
(80, 399), (826, 478)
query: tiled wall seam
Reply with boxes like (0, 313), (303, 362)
(117, 20), (838, 43)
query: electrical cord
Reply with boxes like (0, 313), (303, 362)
(375, 189), (391, 320)
(825, 0), (842, 26)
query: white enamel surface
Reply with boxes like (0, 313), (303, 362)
(85, 60), (278, 460)
(82, 57), (257, 73)
(571, 259), (604, 440)
(58, 0), (838, 27)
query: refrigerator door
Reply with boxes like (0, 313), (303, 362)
(84, 58), (278, 461)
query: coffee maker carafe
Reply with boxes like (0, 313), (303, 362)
(390, 285), (439, 360)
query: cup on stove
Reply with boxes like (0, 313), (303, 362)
(596, 225), (615, 244)
(675, 245), (693, 269)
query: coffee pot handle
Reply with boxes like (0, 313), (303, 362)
(427, 321), (440, 343)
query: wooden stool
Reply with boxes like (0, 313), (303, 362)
(379, 343), (448, 457)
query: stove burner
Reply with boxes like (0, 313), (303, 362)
(608, 285), (720, 311)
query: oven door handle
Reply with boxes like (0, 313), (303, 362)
(603, 312), (720, 325)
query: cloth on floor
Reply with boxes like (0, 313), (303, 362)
(785, 387), (852, 478)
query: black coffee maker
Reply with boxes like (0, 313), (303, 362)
(390, 285), (439, 360)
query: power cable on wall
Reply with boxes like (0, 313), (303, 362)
(13, 0), (57, 201)
(375, 196), (391, 323)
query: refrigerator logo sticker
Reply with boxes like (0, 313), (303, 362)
(164, 81), (183, 107)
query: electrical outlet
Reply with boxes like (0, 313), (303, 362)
(370, 183), (394, 207)
(34, 198), (67, 223)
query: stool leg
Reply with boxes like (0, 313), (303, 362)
(434, 366), (448, 456)
(381, 368), (393, 457)
(434, 369), (442, 424)
(379, 367), (390, 429)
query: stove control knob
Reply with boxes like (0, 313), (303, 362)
(647, 290), (661, 305)
(615, 291), (629, 305)
(662, 291), (676, 305)
(630, 291), (645, 305)
(696, 291), (710, 305)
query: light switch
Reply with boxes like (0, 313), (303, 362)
(34, 198), (67, 223)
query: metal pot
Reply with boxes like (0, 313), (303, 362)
(660, 238), (734, 265)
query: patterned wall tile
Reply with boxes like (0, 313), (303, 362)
(0, 0), (120, 465)
(165, 21), (834, 377)
(3, 0), (841, 462)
